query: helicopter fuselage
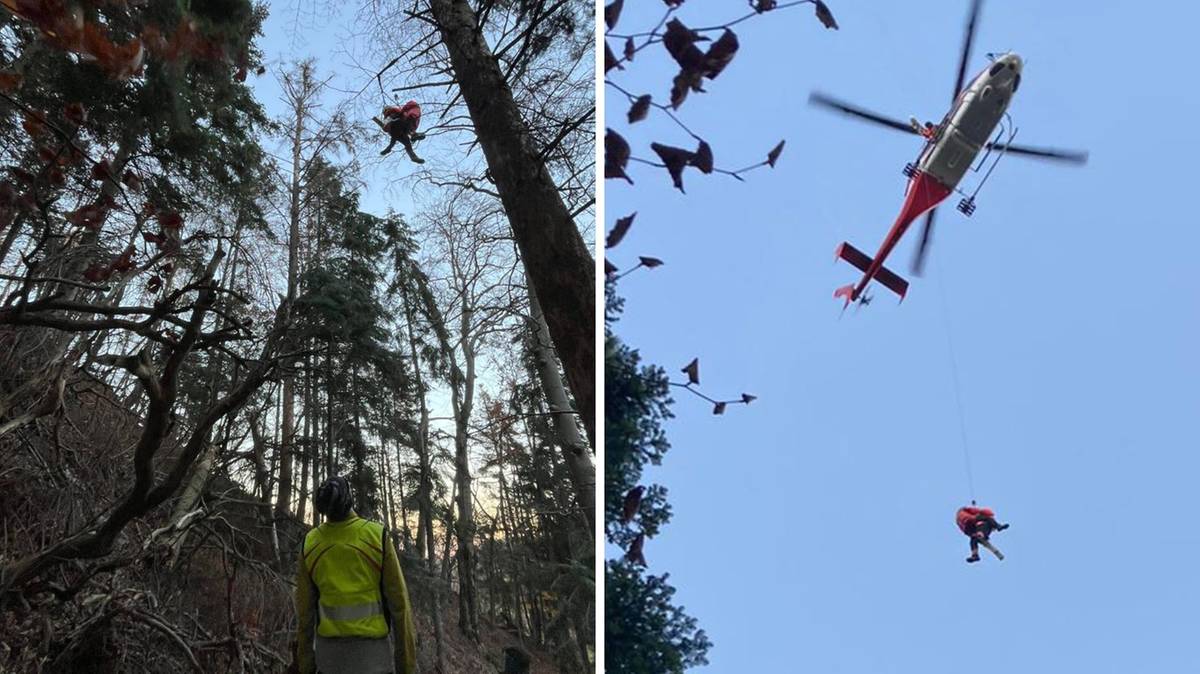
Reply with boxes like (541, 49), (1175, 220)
(834, 53), (1023, 306)
(919, 52), (1023, 191)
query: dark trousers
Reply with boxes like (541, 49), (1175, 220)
(968, 516), (1002, 556)
(381, 118), (420, 160)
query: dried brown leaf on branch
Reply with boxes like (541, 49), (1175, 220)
(626, 532), (647, 566)
(9, 2), (147, 80)
(604, 41), (623, 73)
(713, 401), (727, 415)
(741, 393), (757, 404)
(628, 95), (652, 124)
(815, 0), (839, 29)
(624, 37), (635, 62)
(10, 167), (34, 184)
(91, 159), (114, 182)
(63, 102), (87, 125)
(111, 246), (136, 273)
(681, 358), (700, 385)
(121, 170), (142, 192)
(663, 19), (707, 72)
(621, 486), (644, 523)
(158, 211), (183, 230)
(650, 142), (696, 192)
(605, 0), (624, 30)
(66, 202), (109, 230)
(605, 259), (619, 276)
(669, 69), (704, 110)
(637, 256), (664, 269)
(691, 140), (714, 174)
(83, 263), (110, 283)
(0, 71), (22, 93)
(605, 129), (633, 183)
(767, 140), (786, 167)
(607, 212), (636, 248)
(662, 22), (742, 109)
(703, 30), (739, 80)
(21, 113), (46, 138)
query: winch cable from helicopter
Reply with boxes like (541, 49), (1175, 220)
(934, 255), (976, 501)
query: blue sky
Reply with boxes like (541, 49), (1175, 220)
(606, 1), (1200, 672)
(248, 2), (418, 220)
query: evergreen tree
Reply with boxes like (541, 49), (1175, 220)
(605, 280), (712, 672)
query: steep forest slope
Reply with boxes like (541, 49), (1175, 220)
(0, 0), (595, 671)
(0, 360), (557, 672)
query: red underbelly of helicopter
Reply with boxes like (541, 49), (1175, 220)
(898, 170), (952, 228)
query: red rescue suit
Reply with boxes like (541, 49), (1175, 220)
(956, 506), (995, 537)
(383, 102), (421, 133)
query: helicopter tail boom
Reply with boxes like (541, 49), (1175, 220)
(834, 241), (909, 302)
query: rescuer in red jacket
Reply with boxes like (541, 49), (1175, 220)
(380, 101), (425, 163)
(956, 504), (1009, 563)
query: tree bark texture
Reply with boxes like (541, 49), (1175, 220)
(428, 0), (595, 447)
(527, 285), (594, 533)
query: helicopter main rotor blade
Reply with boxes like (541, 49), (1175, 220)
(986, 141), (1089, 165)
(809, 92), (918, 135)
(952, 0), (983, 102)
(911, 208), (936, 276)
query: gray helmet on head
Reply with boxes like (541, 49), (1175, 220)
(315, 476), (353, 521)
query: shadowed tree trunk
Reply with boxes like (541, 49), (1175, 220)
(276, 63), (316, 518)
(428, 0), (595, 448)
(527, 285), (594, 532)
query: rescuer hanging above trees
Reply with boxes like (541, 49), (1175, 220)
(375, 101), (425, 163)
(955, 503), (1010, 564)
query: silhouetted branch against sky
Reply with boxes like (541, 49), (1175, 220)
(604, 0), (835, 412)
(604, 0), (835, 191)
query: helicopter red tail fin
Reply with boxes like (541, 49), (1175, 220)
(834, 284), (856, 307)
(834, 241), (909, 301)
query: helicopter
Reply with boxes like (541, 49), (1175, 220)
(810, 0), (1088, 307)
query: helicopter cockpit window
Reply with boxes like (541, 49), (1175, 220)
(989, 62), (1005, 76)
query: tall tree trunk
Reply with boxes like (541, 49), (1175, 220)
(325, 339), (335, 474)
(276, 62), (316, 518)
(392, 434), (410, 550)
(0, 42), (43, 270)
(428, 0), (595, 448)
(450, 302), (480, 641)
(381, 432), (397, 530)
(401, 292), (437, 569)
(310, 350), (322, 526)
(496, 467), (526, 640)
(527, 285), (594, 532)
(441, 481), (457, 583)
(350, 367), (367, 514)
(249, 414), (270, 506)
(0, 212), (26, 273)
(297, 357), (311, 524)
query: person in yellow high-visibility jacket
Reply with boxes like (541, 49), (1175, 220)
(295, 476), (417, 674)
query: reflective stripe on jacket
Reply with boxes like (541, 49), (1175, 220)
(303, 517), (388, 638)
